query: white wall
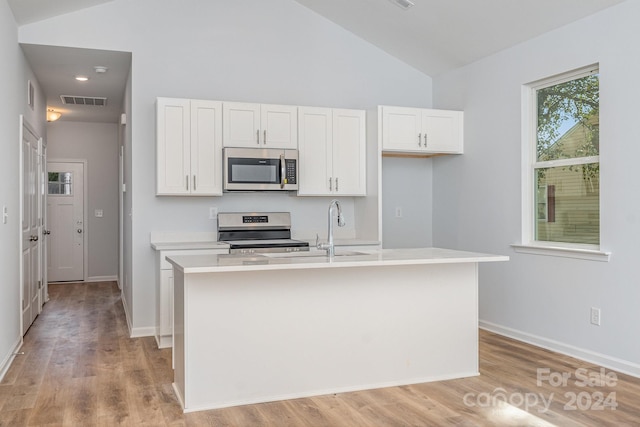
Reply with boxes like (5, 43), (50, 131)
(0, 0), (47, 379)
(0, 0), (21, 379)
(432, 1), (640, 374)
(382, 157), (433, 248)
(47, 121), (119, 280)
(17, 0), (433, 334)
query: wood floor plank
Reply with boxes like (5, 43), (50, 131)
(62, 376), (98, 426)
(1, 281), (639, 426)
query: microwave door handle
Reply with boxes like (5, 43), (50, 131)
(280, 154), (286, 188)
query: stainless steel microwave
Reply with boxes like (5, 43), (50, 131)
(223, 147), (299, 191)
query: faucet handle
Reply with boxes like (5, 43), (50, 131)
(316, 233), (330, 250)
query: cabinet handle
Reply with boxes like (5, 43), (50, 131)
(418, 133), (422, 147)
(264, 130), (267, 145)
(193, 175), (197, 191)
(256, 129), (260, 145)
(336, 177), (339, 192)
(329, 177), (333, 191)
(424, 133), (427, 147)
(186, 175), (189, 191)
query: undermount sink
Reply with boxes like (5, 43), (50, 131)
(261, 251), (368, 259)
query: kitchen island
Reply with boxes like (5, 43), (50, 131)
(167, 248), (508, 413)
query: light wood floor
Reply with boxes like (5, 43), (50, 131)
(1, 281), (639, 426)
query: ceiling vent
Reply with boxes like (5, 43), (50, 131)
(60, 95), (107, 106)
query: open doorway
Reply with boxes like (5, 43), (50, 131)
(21, 44), (131, 288)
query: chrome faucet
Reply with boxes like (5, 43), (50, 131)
(317, 199), (345, 257)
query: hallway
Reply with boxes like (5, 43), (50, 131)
(0, 282), (176, 425)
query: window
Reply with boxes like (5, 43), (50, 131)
(516, 65), (608, 261)
(48, 172), (73, 195)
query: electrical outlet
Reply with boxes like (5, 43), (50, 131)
(395, 207), (403, 218)
(209, 207), (218, 220)
(590, 307), (601, 326)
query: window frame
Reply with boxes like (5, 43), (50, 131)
(514, 65), (610, 262)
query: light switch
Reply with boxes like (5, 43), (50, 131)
(95, 209), (104, 218)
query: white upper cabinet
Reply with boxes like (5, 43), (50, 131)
(223, 102), (297, 149)
(298, 107), (366, 196)
(156, 98), (223, 196)
(382, 106), (463, 154)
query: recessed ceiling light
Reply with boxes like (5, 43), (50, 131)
(75, 76), (89, 81)
(94, 66), (108, 73)
(389, 0), (414, 10)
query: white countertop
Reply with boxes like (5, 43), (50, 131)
(166, 247), (509, 273)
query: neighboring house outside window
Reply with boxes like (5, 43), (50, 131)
(516, 65), (608, 261)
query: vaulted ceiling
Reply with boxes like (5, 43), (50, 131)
(9, 0), (625, 122)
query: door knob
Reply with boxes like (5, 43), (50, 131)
(77, 229), (83, 234)
(44, 230), (51, 235)
(29, 235), (39, 242)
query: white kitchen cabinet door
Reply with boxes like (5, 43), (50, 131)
(156, 247), (229, 349)
(261, 104), (298, 149)
(332, 109), (366, 196)
(157, 98), (223, 196)
(159, 269), (174, 341)
(422, 109), (463, 153)
(157, 98), (191, 195)
(191, 100), (223, 195)
(222, 102), (261, 147)
(381, 106), (463, 154)
(298, 107), (366, 196)
(223, 102), (298, 148)
(382, 106), (423, 152)
(298, 107), (333, 195)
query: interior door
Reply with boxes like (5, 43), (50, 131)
(47, 162), (85, 282)
(21, 120), (40, 332)
(39, 140), (48, 302)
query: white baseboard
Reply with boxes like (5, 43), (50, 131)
(480, 320), (640, 378)
(0, 337), (23, 382)
(86, 275), (118, 283)
(119, 289), (155, 338)
(131, 326), (156, 338)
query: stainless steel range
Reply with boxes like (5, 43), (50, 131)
(218, 212), (310, 254)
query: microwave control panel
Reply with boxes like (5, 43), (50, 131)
(285, 159), (297, 184)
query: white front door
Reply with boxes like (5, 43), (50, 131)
(21, 121), (41, 332)
(47, 162), (85, 282)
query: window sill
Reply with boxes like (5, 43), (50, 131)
(511, 244), (611, 262)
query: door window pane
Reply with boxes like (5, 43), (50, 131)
(48, 172), (73, 195)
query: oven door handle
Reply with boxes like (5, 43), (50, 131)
(280, 154), (286, 189)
